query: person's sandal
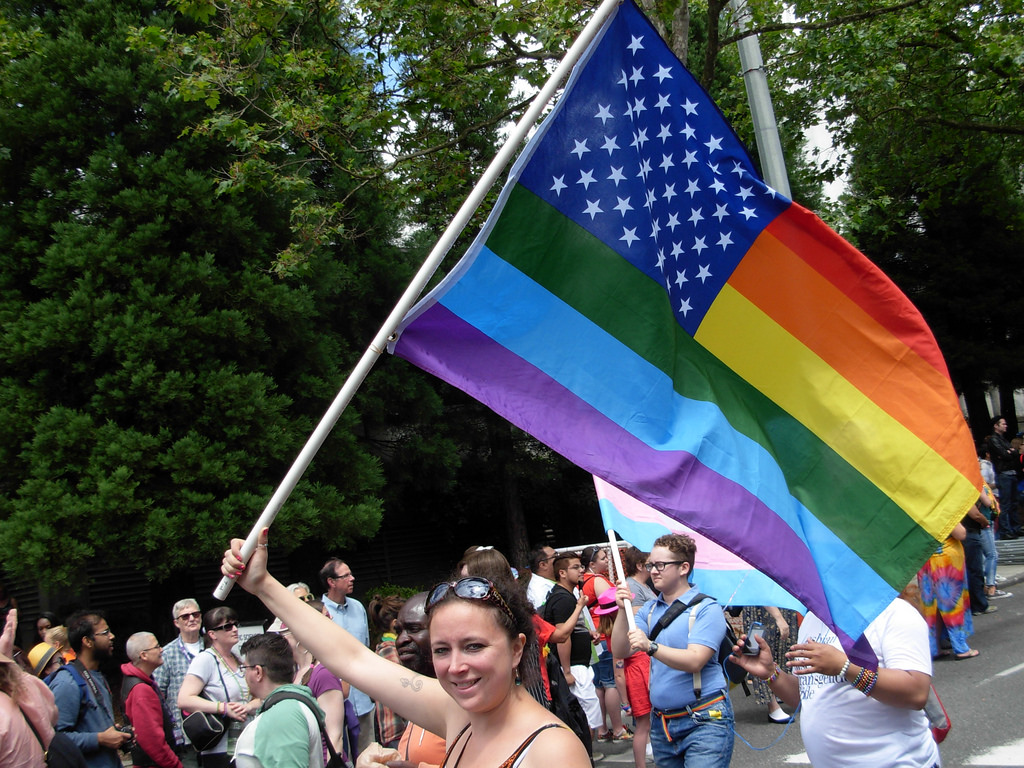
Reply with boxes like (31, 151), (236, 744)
(612, 729), (633, 741)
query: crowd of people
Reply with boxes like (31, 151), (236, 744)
(5, 468), (1013, 768)
(913, 416), (1018, 668)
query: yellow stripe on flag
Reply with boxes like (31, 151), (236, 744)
(696, 284), (978, 538)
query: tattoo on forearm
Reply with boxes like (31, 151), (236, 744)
(400, 676), (423, 692)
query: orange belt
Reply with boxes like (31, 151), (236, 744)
(652, 692), (727, 742)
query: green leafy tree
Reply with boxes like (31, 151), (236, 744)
(761, 0), (1024, 425)
(0, 0), (449, 586)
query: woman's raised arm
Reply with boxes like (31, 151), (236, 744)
(223, 530), (453, 736)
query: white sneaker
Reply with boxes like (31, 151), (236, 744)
(995, 574), (1007, 583)
(989, 589), (1012, 599)
(645, 743), (654, 761)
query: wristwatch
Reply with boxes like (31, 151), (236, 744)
(646, 641), (659, 656)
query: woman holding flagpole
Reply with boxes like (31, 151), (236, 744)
(221, 530), (590, 768)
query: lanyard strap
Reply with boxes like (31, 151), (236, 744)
(72, 660), (115, 722)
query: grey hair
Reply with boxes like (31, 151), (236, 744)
(286, 582), (310, 595)
(126, 632), (157, 663)
(171, 598), (200, 620)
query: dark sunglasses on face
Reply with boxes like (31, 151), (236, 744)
(300, 594), (314, 602)
(427, 577), (516, 624)
(177, 611), (202, 621)
(209, 621), (239, 632)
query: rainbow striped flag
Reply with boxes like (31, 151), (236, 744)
(390, 0), (979, 662)
(595, 477), (804, 613)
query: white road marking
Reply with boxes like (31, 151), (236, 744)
(965, 738), (1024, 766)
(996, 661), (1024, 678)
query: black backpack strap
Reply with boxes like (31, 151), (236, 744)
(648, 592), (708, 642)
(120, 674), (146, 702)
(261, 690), (349, 768)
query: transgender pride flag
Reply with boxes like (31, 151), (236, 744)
(595, 477), (803, 613)
(390, 0), (979, 663)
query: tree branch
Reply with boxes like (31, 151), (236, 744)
(914, 115), (1024, 136)
(719, 0), (928, 47)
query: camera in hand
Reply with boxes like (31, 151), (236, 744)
(116, 724), (136, 752)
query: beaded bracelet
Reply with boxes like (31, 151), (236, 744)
(766, 663), (782, 683)
(838, 659), (851, 681)
(851, 667), (868, 690)
(851, 667), (877, 695)
(860, 670), (878, 696)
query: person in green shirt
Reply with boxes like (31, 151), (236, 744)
(233, 634), (325, 768)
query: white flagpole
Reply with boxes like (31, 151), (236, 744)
(214, 0), (624, 600)
(728, 0), (792, 198)
(607, 529), (637, 632)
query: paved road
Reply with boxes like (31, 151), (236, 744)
(595, 561), (1024, 767)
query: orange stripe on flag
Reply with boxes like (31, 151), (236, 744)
(728, 226), (977, 483)
(765, 207), (950, 378)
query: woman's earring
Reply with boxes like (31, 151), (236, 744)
(515, 668), (522, 686)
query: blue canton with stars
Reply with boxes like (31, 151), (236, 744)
(514, 0), (790, 336)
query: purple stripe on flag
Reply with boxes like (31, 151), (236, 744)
(397, 303), (835, 616)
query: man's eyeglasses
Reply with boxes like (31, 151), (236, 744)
(238, 664), (260, 672)
(208, 621), (239, 633)
(300, 594), (315, 602)
(427, 577), (516, 624)
(177, 611), (202, 621)
(142, 645), (162, 654)
(644, 561), (685, 573)
(93, 629), (112, 637)
(331, 573), (353, 581)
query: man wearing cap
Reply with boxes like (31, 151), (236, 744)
(153, 599), (203, 767)
(121, 633), (182, 768)
(319, 558), (373, 752)
(48, 611), (132, 768)
(28, 642), (63, 681)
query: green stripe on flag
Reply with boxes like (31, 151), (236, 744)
(486, 184), (937, 587)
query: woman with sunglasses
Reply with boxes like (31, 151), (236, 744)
(177, 607), (259, 768)
(222, 531), (590, 768)
(286, 582), (314, 603)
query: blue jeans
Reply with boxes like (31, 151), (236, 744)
(962, 529), (988, 613)
(981, 526), (998, 586)
(593, 650), (615, 688)
(650, 692), (734, 768)
(996, 471), (1019, 537)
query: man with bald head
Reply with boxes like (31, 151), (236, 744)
(121, 632), (181, 768)
(368, 593), (446, 768)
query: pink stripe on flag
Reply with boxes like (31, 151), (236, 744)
(596, 477), (804, 612)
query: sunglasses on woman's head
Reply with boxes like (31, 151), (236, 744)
(209, 621), (238, 632)
(426, 576), (516, 624)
